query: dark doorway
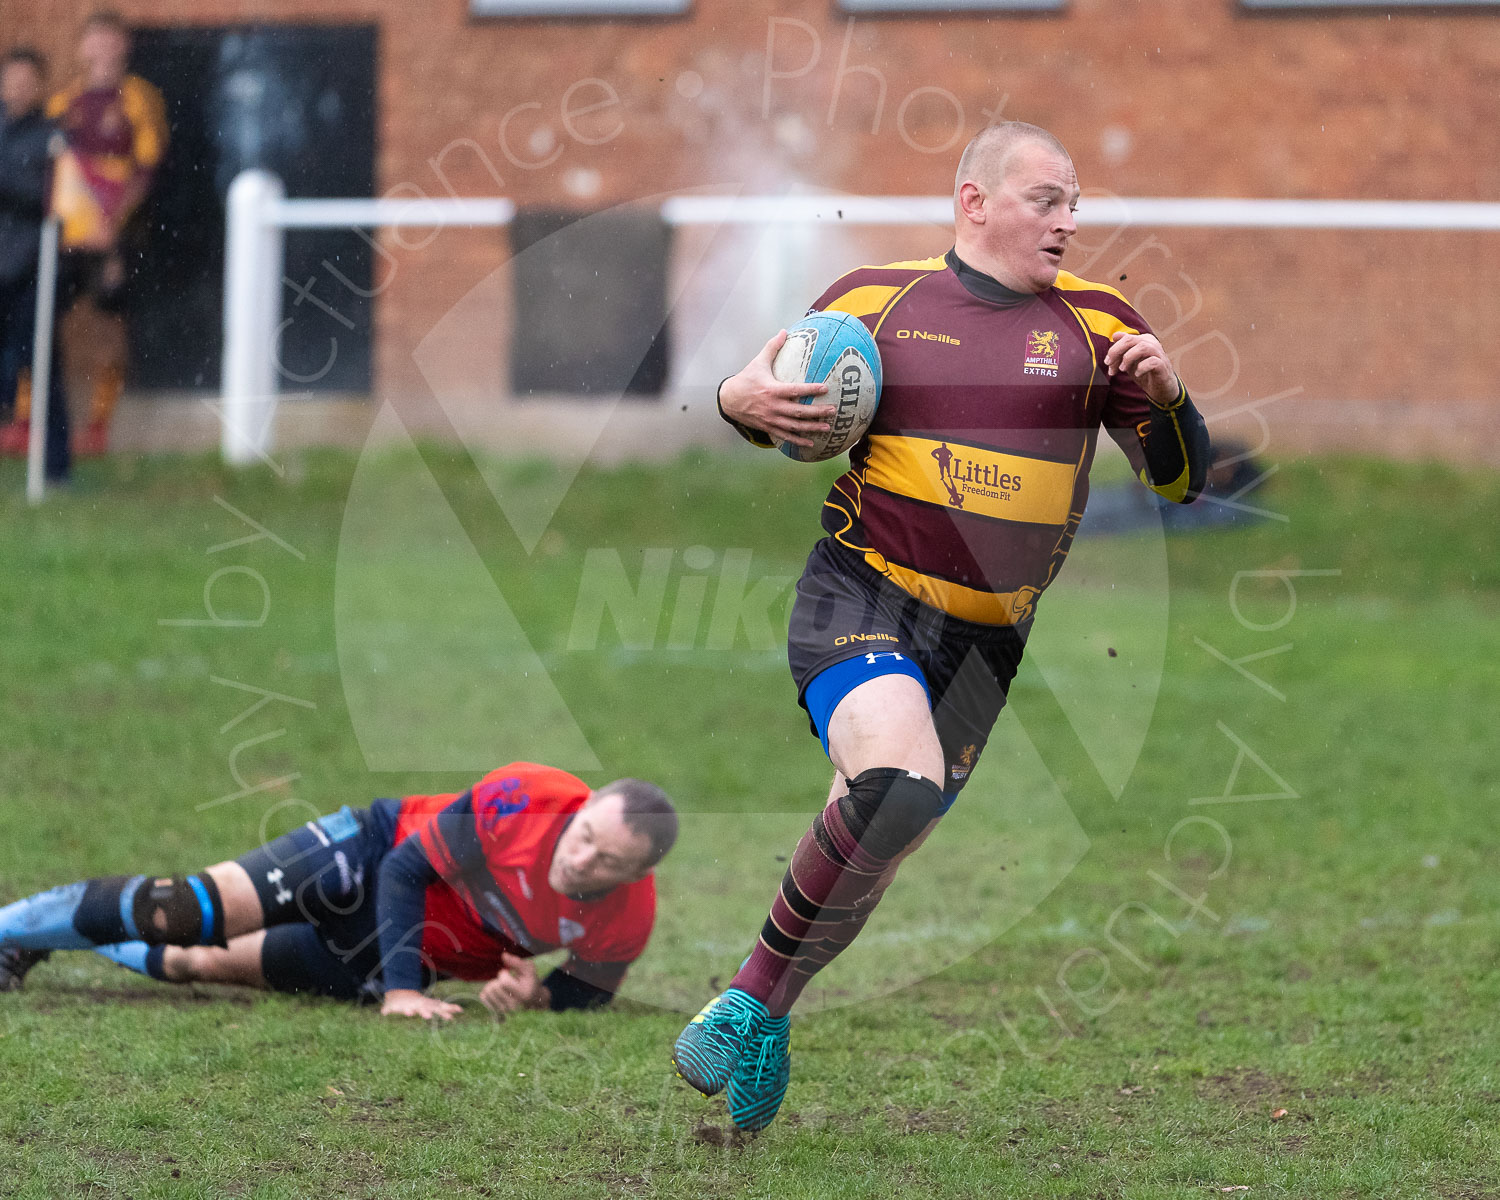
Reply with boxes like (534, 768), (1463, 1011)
(128, 24), (377, 392)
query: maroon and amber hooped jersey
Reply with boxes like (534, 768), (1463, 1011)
(808, 257), (1167, 625)
(47, 75), (167, 249)
(393, 764), (656, 983)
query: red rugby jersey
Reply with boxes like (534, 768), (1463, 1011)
(771, 255), (1180, 625)
(393, 763), (656, 984)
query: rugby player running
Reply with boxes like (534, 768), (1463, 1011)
(672, 122), (1212, 1131)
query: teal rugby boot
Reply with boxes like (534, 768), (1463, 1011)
(672, 988), (769, 1096)
(726, 1014), (791, 1132)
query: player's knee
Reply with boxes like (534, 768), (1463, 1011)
(73, 873), (227, 948)
(132, 875), (228, 947)
(837, 768), (946, 861)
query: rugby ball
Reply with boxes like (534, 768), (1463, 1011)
(772, 311), (882, 462)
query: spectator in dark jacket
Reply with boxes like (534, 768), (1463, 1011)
(0, 46), (69, 481)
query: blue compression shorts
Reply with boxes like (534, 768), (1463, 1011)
(802, 650), (931, 757)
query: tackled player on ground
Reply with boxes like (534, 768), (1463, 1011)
(0, 763), (677, 1020)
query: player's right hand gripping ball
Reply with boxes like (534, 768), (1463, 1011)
(773, 311), (882, 463)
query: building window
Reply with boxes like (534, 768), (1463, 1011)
(509, 208), (672, 398)
(471, 0), (690, 15)
(837, 0), (1064, 10)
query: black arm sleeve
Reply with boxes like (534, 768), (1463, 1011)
(542, 966), (617, 1011)
(541, 957), (630, 1011)
(375, 836), (441, 993)
(1138, 384), (1212, 504)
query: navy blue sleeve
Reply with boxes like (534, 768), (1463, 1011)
(0, 122), (54, 218)
(376, 835), (441, 994)
(543, 959), (629, 1011)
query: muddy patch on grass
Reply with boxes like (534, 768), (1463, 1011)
(319, 1091), (407, 1132)
(28, 982), (260, 1009)
(1200, 1064), (1398, 1111)
(883, 1106), (964, 1136)
(1197, 1067), (1295, 1109)
(689, 1122), (751, 1149)
(217, 1155), (388, 1197)
(584, 1169), (658, 1195)
(779, 1107), (860, 1135)
(77, 1142), (150, 1177)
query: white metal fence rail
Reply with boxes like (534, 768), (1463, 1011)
(214, 171), (1500, 466)
(221, 169), (516, 465)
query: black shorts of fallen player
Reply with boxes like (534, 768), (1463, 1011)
(235, 803), (431, 1002)
(788, 537), (1030, 808)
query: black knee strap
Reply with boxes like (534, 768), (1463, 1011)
(837, 768), (946, 861)
(133, 874), (227, 948)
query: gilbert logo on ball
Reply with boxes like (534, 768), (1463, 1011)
(772, 311), (883, 463)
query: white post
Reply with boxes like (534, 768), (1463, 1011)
(25, 218), (60, 506)
(221, 169), (285, 466)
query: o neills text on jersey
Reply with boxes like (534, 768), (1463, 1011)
(833, 631), (900, 647)
(895, 328), (961, 346)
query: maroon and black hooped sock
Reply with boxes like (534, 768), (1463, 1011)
(730, 768), (944, 1017)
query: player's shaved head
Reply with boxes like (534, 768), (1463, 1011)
(952, 120), (1078, 293)
(955, 122), (1070, 195)
(79, 8), (129, 87)
(549, 779), (677, 897)
(592, 778), (678, 869)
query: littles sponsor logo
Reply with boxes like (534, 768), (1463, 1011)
(895, 328), (961, 346)
(950, 743), (978, 784)
(1024, 329), (1060, 377)
(930, 443), (1023, 510)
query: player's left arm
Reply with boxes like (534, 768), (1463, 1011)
(109, 77), (168, 237)
(478, 951), (549, 1016)
(1102, 329), (1211, 504)
(544, 956), (630, 1011)
(477, 951), (628, 1015)
(535, 890), (649, 1013)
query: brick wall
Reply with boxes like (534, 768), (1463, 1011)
(5, 0), (1496, 460)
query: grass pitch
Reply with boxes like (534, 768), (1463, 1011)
(1, 443), (1497, 1198)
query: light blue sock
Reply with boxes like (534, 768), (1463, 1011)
(0, 882), (97, 951)
(94, 942), (168, 980)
